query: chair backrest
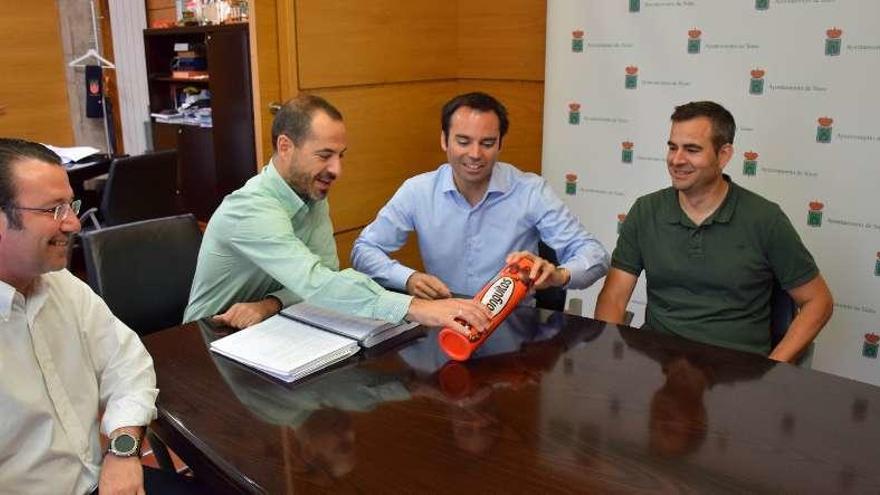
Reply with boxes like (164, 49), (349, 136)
(100, 150), (179, 226)
(534, 241), (567, 312)
(81, 214), (202, 336)
(769, 279), (798, 348)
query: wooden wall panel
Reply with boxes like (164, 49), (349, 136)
(335, 228), (424, 274)
(318, 81), (456, 232)
(457, 0), (546, 81)
(251, 0), (283, 165)
(296, 0), (456, 89)
(0, 2), (73, 144)
(146, 0), (176, 25)
(333, 229), (359, 270)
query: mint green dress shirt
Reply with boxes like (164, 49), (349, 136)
(184, 161), (412, 324)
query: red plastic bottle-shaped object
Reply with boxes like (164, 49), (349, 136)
(438, 258), (534, 361)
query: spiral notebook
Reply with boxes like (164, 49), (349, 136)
(209, 315), (360, 382)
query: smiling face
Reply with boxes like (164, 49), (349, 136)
(0, 159), (80, 293)
(442, 107), (502, 198)
(666, 116), (732, 196)
(276, 110), (347, 201)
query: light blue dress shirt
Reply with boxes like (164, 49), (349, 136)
(351, 162), (609, 299)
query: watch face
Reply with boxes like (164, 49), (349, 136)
(111, 434), (138, 455)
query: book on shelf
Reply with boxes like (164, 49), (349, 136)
(171, 70), (209, 80)
(209, 302), (419, 382)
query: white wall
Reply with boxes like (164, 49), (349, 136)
(109, 1), (150, 155)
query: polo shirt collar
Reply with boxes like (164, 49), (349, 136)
(439, 162), (511, 196)
(664, 174), (739, 226)
(263, 159), (309, 217)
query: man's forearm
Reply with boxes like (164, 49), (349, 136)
(768, 298), (833, 362)
(594, 293), (627, 324)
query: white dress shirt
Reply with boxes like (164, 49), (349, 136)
(0, 270), (158, 495)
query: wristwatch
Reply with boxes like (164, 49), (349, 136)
(107, 432), (140, 458)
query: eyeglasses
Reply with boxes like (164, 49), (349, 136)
(8, 199), (82, 221)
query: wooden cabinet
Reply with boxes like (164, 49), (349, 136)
(144, 23), (255, 221)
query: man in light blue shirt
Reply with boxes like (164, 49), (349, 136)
(352, 92), (609, 301)
(185, 95), (491, 337)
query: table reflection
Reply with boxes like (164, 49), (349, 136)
(620, 330), (774, 459)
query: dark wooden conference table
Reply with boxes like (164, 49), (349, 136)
(143, 308), (880, 494)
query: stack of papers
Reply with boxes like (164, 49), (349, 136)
(209, 302), (419, 382)
(43, 144), (101, 164)
(210, 316), (359, 382)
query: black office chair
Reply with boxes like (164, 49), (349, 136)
(80, 150), (180, 229)
(80, 214), (202, 336)
(80, 214), (201, 474)
(535, 242), (567, 312)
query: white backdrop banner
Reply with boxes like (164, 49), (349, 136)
(541, 0), (880, 385)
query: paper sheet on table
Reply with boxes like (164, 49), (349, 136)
(43, 144), (101, 163)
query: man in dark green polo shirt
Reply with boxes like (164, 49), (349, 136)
(595, 101), (833, 362)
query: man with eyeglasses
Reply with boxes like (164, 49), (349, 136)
(0, 139), (197, 494)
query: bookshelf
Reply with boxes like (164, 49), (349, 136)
(143, 23), (255, 221)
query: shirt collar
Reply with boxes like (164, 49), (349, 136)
(0, 275), (49, 322)
(439, 162), (512, 196)
(263, 159), (309, 218)
(0, 279), (15, 321)
(664, 174), (739, 226)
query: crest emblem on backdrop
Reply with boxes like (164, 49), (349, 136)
(624, 66), (638, 89)
(621, 141), (634, 163)
(572, 29), (584, 53)
(688, 28), (702, 54)
(749, 69), (765, 95)
(816, 117), (833, 143)
(565, 173), (578, 196)
(807, 200), (824, 227)
(863, 333), (879, 359)
(825, 27), (843, 56)
(568, 102), (581, 125)
(743, 151), (758, 176)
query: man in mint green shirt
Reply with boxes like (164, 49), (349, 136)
(185, 95), (491, 335)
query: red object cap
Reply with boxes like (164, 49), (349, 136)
(438, 329), (474, 361)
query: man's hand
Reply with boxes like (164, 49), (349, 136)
(505, 251), (570, 290)
(406, 297), (492, 338)
(406, 272), (452, 300)
(213, 297), (282, 329)
(99, 454), (145, 495)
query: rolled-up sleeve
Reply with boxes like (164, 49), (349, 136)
(533, 179), (610, 289)
(232, 199), (412, 323)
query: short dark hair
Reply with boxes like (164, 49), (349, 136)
(271, 94), (344, 150)
(0, 138), (62, 229)
(441, 92), (509, 146)
(670, 101), (736, 153)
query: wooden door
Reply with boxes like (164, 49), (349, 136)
(0, 2), (74, 144)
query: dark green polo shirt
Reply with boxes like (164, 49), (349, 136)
(612, 176), (818, 355)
